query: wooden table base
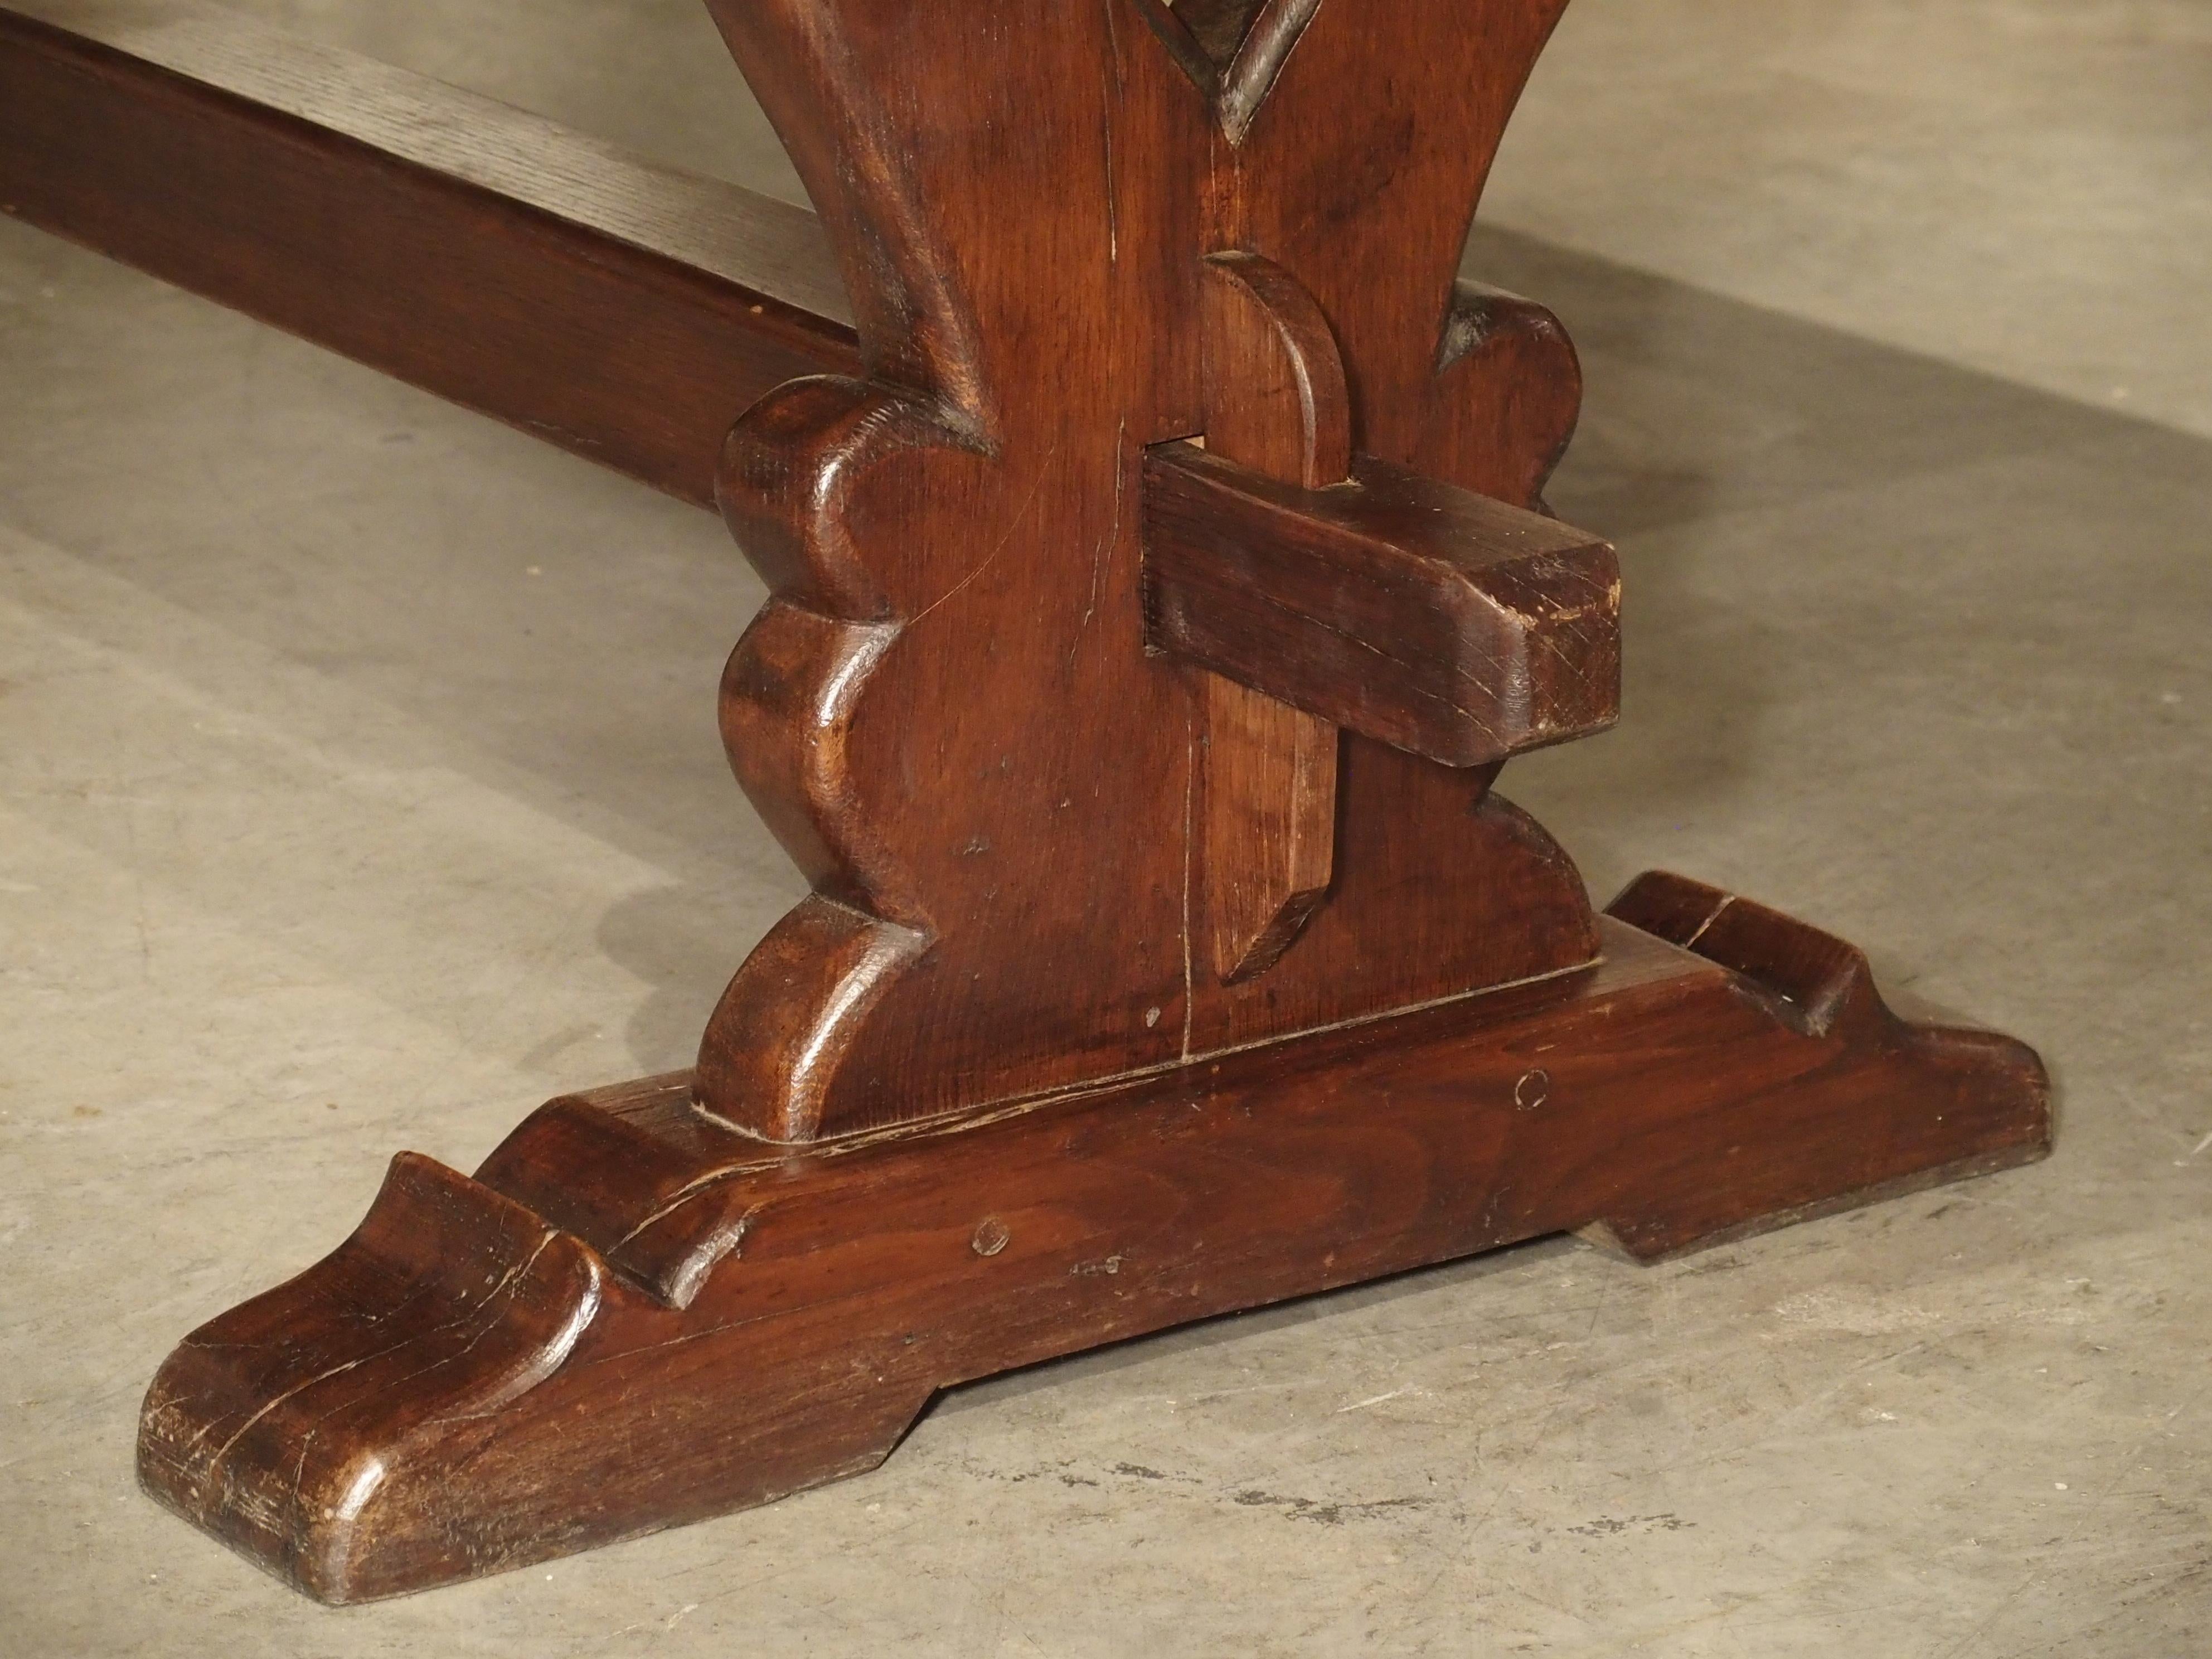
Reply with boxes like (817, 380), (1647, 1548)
(138, 874), (2047, 1603)
(7, 0), (2050, 1605)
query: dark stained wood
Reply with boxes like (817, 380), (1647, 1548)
(690, 0), (1615, 1140)
(1180, 0), (1610, 1060)
(0, 0), (2051, 1603)
(1430, 279), (1587, 513)
(0, 0), (1613, 1138)
(1202, 675), (1337, 981)
(1199, 250), (1352, 489)
(690, 0), (1206, 1141)
(1193, 251), (1346, 982)
(0, 0), (856, 507)
(138, 891), (2050, 1602)
(1132, 0), (1326, 144)
(1146, 443), (1621, 765)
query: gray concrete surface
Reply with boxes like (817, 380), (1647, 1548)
(3, 2), (2206, 1653)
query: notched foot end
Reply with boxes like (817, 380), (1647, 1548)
(1591, 871), (2053, 1260)
(137, 1155), (607, 1602)
(137, 1130), (929, 1603)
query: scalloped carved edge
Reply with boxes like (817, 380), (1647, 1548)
(702, 376), (981, 1138)
(688, 0), (1610, 1139)
(1424, 278), (1585, 510)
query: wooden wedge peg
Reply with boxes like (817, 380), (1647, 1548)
(1194, 251), (1349, 981)
(1201, 675), (1339, 981)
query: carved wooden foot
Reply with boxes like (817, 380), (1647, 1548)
(138, 876), (2048, 1603)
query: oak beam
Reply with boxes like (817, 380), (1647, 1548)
(0, 0), (856, 507)
(1143, 442), (1622, 767)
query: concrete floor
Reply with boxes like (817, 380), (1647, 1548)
(2, 1), (2206, 1653)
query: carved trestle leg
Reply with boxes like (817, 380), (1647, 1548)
(11, 0), (2054, 1600)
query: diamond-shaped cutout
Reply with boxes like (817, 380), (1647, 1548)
(1131, 0), (1325, 143)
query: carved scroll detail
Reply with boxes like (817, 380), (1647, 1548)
(691, 0), (1604, 1137)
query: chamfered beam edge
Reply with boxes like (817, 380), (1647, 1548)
(1143, 441), (1622, 767)
(0, 0), (857, 507)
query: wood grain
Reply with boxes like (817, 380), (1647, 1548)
(6, 0), (2055, 1602)
(1202, 675), (1337, 981)
(691, 0), (1611, 1137)
(1, 0), (1614, 1133)
(1194, 251), (1347, 982)
(139, 892), (2051, 1601)
(1199, 250), (1352, 489)
(1146, 443), (1621, 765)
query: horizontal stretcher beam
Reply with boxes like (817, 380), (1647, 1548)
(0, 0), (858, 507)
